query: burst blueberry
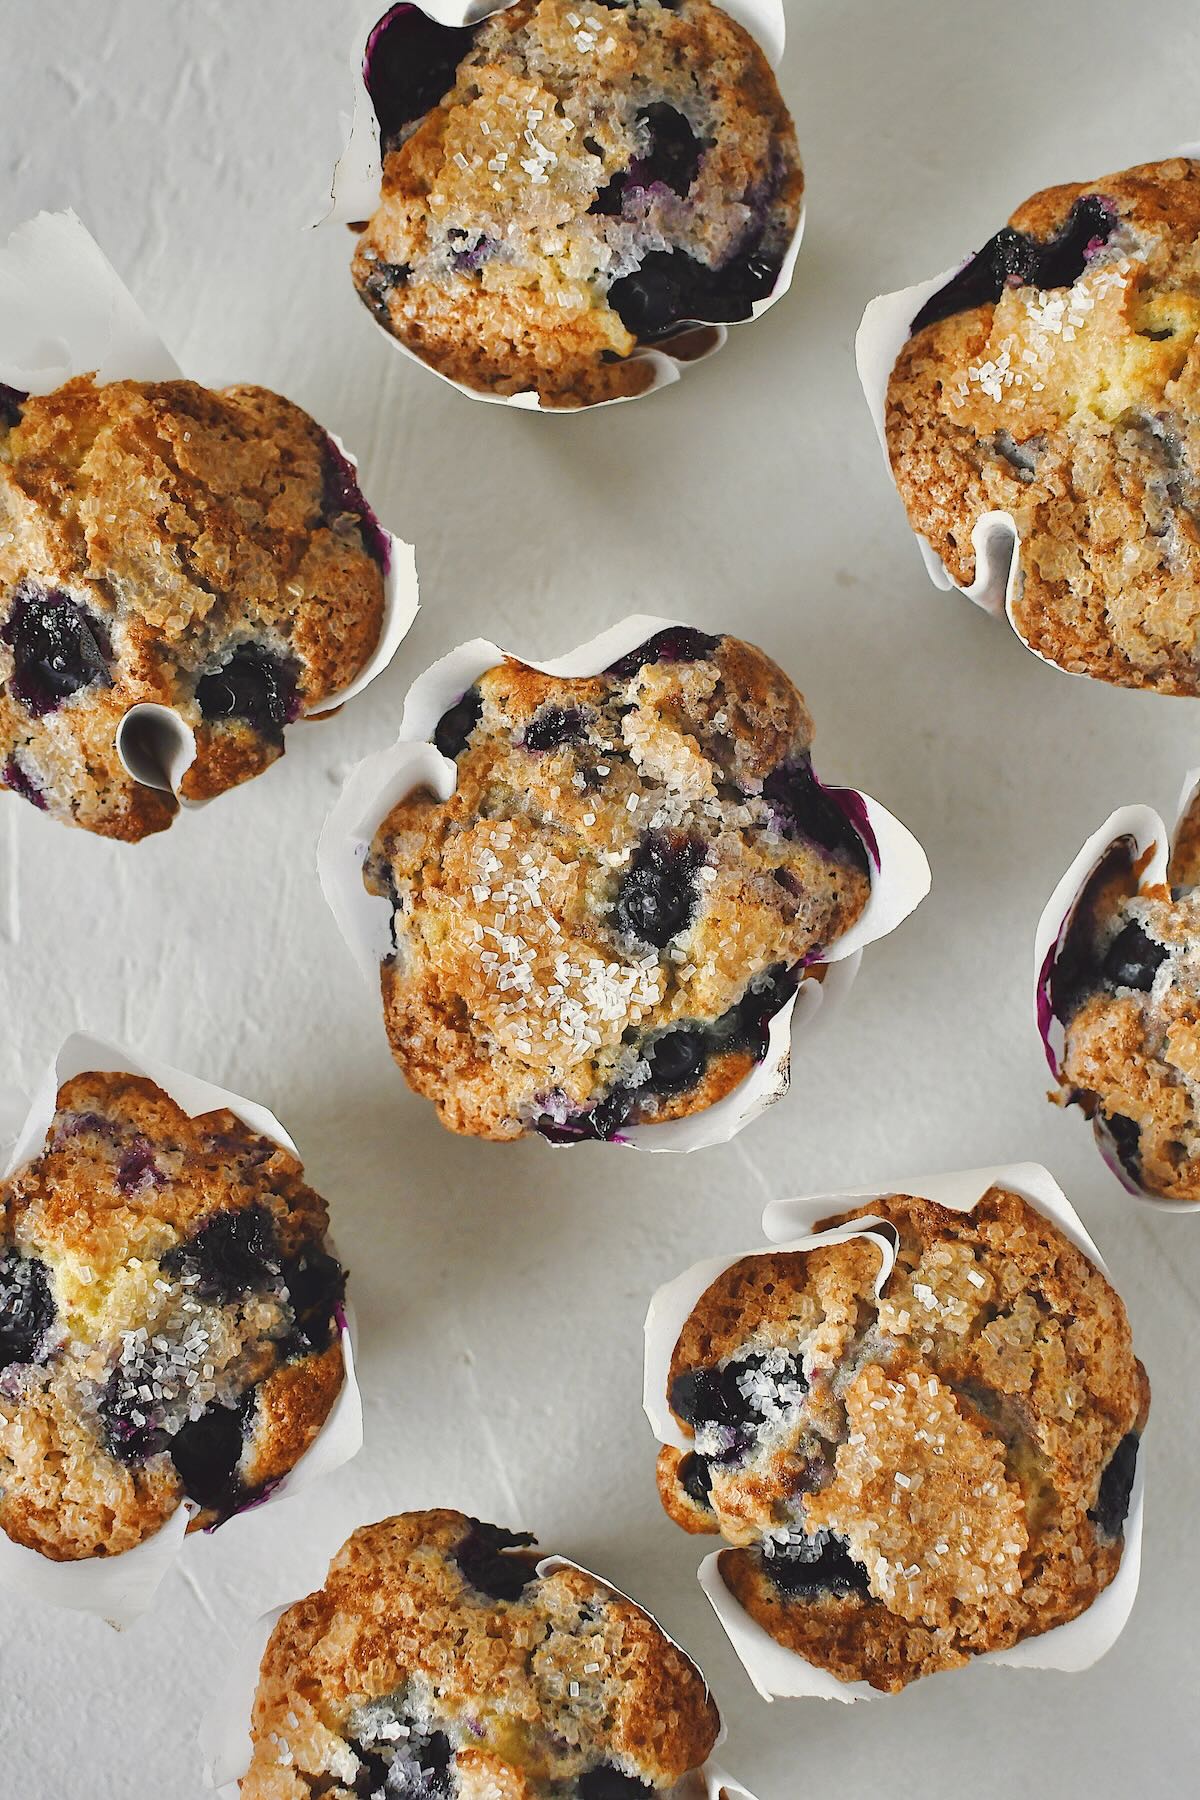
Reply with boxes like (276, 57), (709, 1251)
(321, 436), (391, 571)
(609, 241), (781, 341)
(645, 1028), (708, 1095)
(169, 1395), (251, 1512)
(678, 1452), (713, 1510)
(761, 760), (869, 870)
(614, 833), (707, 948)
(1088, 1432), (1139, 1539)
(434, 687), (482, 759)
(364, 5), (475, 152)
(578, 1769), (653, 1800)
(766, 1532), (871, 1599)
(1101, 920), (1167, 992)
(160, 1204), (281, 1301)
(912, 194), (1119, 333)
(0, 1250), (55, 1368)
(523, 705), (587, 753)
(605, 626), (720, 679)
(455, 1519), (538, 1601)
(1103, 1111), (1142, 1178)
(196, 643), (297, 737)
(2, 587), (109, 717)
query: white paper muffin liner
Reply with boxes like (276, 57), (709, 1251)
(854, 140), (1200, 681)
(323, 1), (804, 410)
(317, 613), (931, 1152)
(200, 1542), (757, 1798)
(1035, 771), (1200, 1212)
(0, 1031), (363, 1626)
(0, 209), (418, 804)
(643, 1162), (1146, 1700)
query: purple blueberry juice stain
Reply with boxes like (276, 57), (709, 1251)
(912, 194), (1120, 333)
(364, 4), (476, 153)
(2, 756), (46, 811)
(321, 435), (391, 572)
(2, 586), (110, 716)
(115, 1139), (164, 1195)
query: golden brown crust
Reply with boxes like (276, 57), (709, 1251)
(885, 157), (1200, 693)
(656, 1187), (1149, 1690)
(352, 0), (802, 405)
(0, 1071), (345, 1558)
(364, 630), (870, 1141)
(242, 1509), (719, 1799)
(0, 375), (385, 838)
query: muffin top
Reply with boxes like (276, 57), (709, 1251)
(352, 0), (802, 405)
(885, 156), (1200, 693)
(0, 375), (387, 839)
(1049, 821), (1200, 1203)
(0, 1071), (345, 1559)
(240, 1508), (720, 1799)
(364, 627), (871, 1142)
(655, 1187), (1149, 1690)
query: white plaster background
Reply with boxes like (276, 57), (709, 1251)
(1, 1), (1198, 1794)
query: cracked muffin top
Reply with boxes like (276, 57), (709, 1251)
(655, 1187), (1149, 1690)
(0, 375), (387, 839)
(0, 1071), (346, 1559)
(363, 626), (872, 1142)
(240, 1508), (721, 1799)
(352, 0), (802, 405)
(1047, 814), (1200, 1203)
(885, 156), (1200, 693)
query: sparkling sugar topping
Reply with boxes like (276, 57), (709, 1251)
(465, 825), (664, 1062)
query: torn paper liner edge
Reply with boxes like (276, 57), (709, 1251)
(642, 1161), (1145, 1699)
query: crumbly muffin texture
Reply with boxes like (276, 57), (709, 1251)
(655, 1188), (1149, 1691)
(0, 1071), (346, 1560)
(885, 156), (1200, 694)
(352, 0), (803, 405)
(0, 375), (387, 839)
(1050, 827), (1200, 1202)
(364, 627), (871, 1142)
(241, 1508), (720, 1800)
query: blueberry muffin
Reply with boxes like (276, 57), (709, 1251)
(885, 156), (1200, 693)
(240, 1508), (720, 1799)
(1048, 821), (1200, 1202)
(364, 627), (872, 1142)
(0, 1071), (346, 1559)
(0, 375), (388, 840)
(655, 1188), (1149, 1691)
(351, 0), (802, 406)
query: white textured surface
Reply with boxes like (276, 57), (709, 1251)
(2, 2), (1199, 1795)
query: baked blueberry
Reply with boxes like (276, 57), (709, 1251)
(1088, 1432), (1140, 1540)
(240, 1509), (723, 1800)
(454, 1519), (538, 1601)
(614, 834), (706, 948)
(523, 705), (588, 753)
(1100, 920), (1167, 991)
(604, 626), (720, 678)
(765, 1532), (870, 1599)
(433, 687), (482, 760)
(2, 587), (108, 717)
(160, 1203), (282, 1300)
(912, 194), (1119, 333)
(196, 644), (297, 738)
(352, 0), (802, 404)
(0, 1250), (55, 1369)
